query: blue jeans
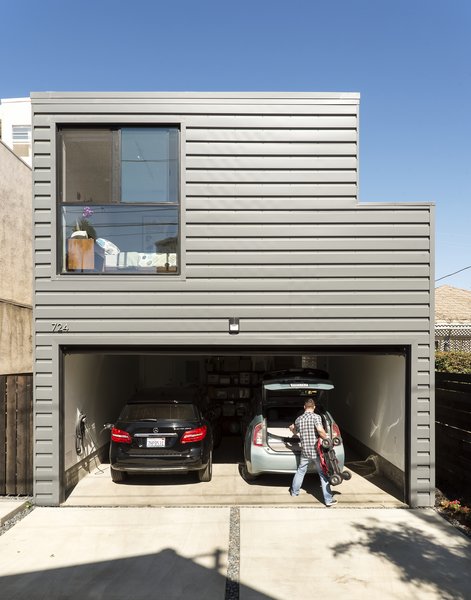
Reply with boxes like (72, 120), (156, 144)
(291, 455), (334, 505)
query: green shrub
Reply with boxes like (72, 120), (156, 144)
(435, 351), (471, 374)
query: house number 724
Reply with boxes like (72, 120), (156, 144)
(52, 323), (70, 333)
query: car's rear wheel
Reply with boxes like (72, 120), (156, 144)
(342, 470), (352, 481)
(198, 451), (212, 482)
(239, 463), (259, 482)
(110, 467), (127, 483)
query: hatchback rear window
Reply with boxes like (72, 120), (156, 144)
(120, 403), (198, 420)
(264, 405), (303, 422)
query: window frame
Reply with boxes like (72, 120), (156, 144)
(56, 122), (185, 278)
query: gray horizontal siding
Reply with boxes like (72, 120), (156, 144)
(31, 92), (434, 506)
(35, 291), (430, 305)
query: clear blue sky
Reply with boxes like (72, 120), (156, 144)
(2, 0), (470, 288)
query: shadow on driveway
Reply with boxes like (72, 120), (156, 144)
(0, 546), (273, 600)
(331, 509), (471, 599)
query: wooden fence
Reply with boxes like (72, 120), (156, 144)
(435, 371), (471, 502)
(0, 374), (33, 496)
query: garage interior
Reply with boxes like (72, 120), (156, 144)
(61, 347), (408, 507)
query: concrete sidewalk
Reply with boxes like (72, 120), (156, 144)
(0, 506), (469, 599)
(0, 499), (30, 526)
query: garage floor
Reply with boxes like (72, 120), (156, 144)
(64, 438), (405, 507)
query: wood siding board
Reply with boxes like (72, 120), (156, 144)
(32, 99), (359, 112)
(186, 128), (358, 142)
(33, 141), (52, 154)
(187, 170), (358, 184)
(186, 183), (357, 196)
(35, 320), (430, 334)
(186, 251), (429, 265)
(35, 388), (54, 400)
(34, 182), (52, 196)
(34, 112), (358, 126)
(186, 210), (431, 223)
(187, 142), (357, 156)
(187, 198), (366, 211)
(185, 265), (430, 277)
(35, 210), (52, 224)
(35, 291), (430, 306)
(36, 306), (430, 320)
(33, 126), (53, 141)
(186, 225), (430, 236)
(186, 237), (430, 250)
(33, 170), (51, 184)
(33, 198), (53, 210)
(186, 156), (358, 169)
(34, 278), (432, 293)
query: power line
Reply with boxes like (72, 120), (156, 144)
(436, 265), (471, 282)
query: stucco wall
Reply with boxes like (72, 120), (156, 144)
(0, 141), (32, 374)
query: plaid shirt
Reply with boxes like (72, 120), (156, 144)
(294, 411), (322, 458)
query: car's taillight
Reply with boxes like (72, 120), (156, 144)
(181, 425), (207, 444)
(111, 428), (132, 444)
(253, 422), (264, 447)
(332, 423), (341, 438)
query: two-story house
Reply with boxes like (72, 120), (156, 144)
(31, 92), (434, 507)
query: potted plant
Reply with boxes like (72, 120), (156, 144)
(72, 206), (97, 240)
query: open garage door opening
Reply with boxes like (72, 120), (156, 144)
(61, 346), (408, 506)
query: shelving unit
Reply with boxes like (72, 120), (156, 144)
(205, 357), (262, 427)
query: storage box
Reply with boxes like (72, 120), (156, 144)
(67, 239), (94, 271)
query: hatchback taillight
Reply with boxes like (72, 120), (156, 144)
(111, 428), (132, 444)
(332, 423), (341, 438)
(181, 425), (207, 444)
(253, 422), (263, 447)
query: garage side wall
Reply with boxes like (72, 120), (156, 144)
(63, 353), (138, 493)
(31, 93), (434, 506)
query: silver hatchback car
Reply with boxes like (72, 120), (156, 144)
(241, 369), (347, 484)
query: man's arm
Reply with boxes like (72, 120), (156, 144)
(315, 423), (329, 440)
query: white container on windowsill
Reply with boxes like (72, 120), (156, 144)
(71, 230), (88, 239)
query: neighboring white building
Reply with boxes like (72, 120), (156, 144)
(0, 97), (32, 166)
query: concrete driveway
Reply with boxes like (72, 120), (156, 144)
(0, 503), (470, 599)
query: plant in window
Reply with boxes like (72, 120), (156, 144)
(74, 206), (97, 240)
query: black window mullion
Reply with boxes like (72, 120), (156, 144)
(112, 129), (121, 204)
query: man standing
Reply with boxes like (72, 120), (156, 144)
(289, 397), (337, 506)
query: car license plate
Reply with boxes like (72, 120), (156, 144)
(147, 437), (165, 448)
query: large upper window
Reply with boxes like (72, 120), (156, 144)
(58, 126), (180, 274)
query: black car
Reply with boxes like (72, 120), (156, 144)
(107, 387), (213, 483)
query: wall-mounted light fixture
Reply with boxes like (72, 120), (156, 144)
(229, 317), (240, 335)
